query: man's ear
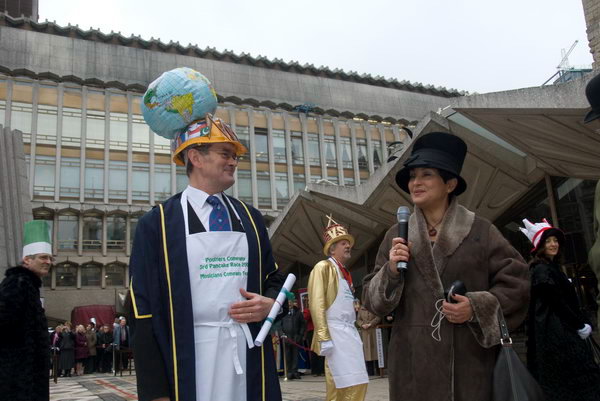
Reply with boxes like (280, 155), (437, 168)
(22, 255), (31, 267)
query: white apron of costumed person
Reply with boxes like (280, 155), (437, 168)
(182, 189), (254, 401)
(325, 256), (369, 388)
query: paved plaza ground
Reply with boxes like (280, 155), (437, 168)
(49, 372), (390, 401)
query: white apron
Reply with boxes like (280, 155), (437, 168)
(182, 190), (254, 401)
(326, 257), (369, 389)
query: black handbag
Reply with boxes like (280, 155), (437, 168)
(493, 310), (546, 401)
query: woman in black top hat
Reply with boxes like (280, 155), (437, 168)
(363, 132), (530, 401)
(521, 219), (600, 401)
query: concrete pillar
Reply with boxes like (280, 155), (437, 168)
(80, 87), (88, 204)
(283, 113), (294, 197)
(127, 93), (133, 205)
(266, 111), (277, 209)
(378, 124), (388, 161)
(0, 127), (33, 274)
(103, 92), (110, 204)
(582, 0), (600, 69)
(248, 109), (258, 206)
(54, 83), (64, 202)
(300, 114), (310, 183)
(102, 214), (107, 257)
(317, 117), (326, 180)
(364, 123), (375, 174)
(333, 118), (344, 186)
(4, 79), (12, 128)
(28, 82), (39, 200)
(350, 122), (360, 185)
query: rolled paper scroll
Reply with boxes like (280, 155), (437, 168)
(254, 273), (297, 347)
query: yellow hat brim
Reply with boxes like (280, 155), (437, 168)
(172, 127), (248, 166)
(323, 234), (355, 256)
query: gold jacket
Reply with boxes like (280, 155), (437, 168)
(307, 259), (339, 354)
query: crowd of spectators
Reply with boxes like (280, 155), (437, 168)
(49, 316), (130, 377)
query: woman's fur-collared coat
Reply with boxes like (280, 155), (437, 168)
(363, 199), (529, 401)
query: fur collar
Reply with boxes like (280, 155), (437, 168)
(408, 198), (475, 298)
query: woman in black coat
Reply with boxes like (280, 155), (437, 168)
(58, 326), (75, 377)
(521, 219), (600, 401)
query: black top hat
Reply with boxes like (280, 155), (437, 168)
(395, 132), (468, 196)
(584, 73), (600, 123)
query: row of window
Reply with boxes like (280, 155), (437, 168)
(42, 262), (127, 289)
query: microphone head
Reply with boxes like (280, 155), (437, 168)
(397, 206), (411, 223)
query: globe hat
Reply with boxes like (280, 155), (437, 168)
(141, 67), (246, 166)
(322, 215), (355, 256)
(395, 132), (468, 196)
(584, 73), (600, 123)
(519, 218), (565, 254)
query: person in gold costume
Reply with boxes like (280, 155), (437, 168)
(308, 216), (368, 401)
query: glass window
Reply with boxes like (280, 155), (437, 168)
(275, 172), (289, 207)
(357, 138), (368, 170)
(176, 166), (187, 193)
(257, 172), (271, 209)
(58, 214), (78, 250)
(237, 170), (252, 205)
(372, 140), (383, 169)
(85, 159), (104, 199)
(307, 133), (321, 166)
(132, 118), (149, 151)
(272, 130), (286, 163)
(42, 268), (52, 288)
(291, 132), (304, 165)
(86, 90), (106, 148)
(34, 155), (55, 197)
(81, 263), (102, 286)
(60, 157), (80, 198)
(110, 112), (128, 151)
(132, 162), (149, 201)
(105, 263), (125, 287)
(37, 104), (57, 144)
(62, 89), (82, 146)
(0, 100), (5, 125)
(108, 161), (127, 200)
(324, 137), (336, 167)
(155, 164), (171, 202)
(293, 173), (306, 194)
(11, 102), (32, 134)
(340, 137), (353, 168)
(237, 126), (250, 161)
(344, 176), (355, 186)
(55, 263), (77, 287)
(255, 128), (268, 162)
(130, 215), (139, 248)
(311, 174), (322, 183)
(82, 214), (102, 251)
(107, 215), (126, 251)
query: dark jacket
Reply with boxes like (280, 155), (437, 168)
(282, 306), (306, 343)
(129, 193), (286, 401)
(527, 260), (600, 401)
(0, 266), (49, 401)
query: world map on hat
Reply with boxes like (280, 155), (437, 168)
(141, 67), (218, 140)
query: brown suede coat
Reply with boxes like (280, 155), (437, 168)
(363, 199), (529, 401)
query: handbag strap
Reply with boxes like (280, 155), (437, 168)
(497, 309), (512, 345)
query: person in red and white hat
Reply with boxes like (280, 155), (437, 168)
(520, 218), (600, 401)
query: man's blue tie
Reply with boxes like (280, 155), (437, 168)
(206, 195), (231, 231)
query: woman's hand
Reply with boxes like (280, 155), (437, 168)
(229, 288), (275, 323)
(361, 324), (370, 330)
(388, 237), (411, 274)
(442, 294), (473, 324)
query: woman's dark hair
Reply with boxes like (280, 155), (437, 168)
(432, 168), (459, 198)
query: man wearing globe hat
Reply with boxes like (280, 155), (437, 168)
(129, 67), (285, 401)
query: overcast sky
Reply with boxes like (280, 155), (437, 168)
(40, 0), (592, 94)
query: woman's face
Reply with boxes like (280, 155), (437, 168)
(543, 235), (560, 259)
(408, 168), (456, 209)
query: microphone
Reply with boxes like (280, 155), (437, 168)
(396, 206), (411, 271)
